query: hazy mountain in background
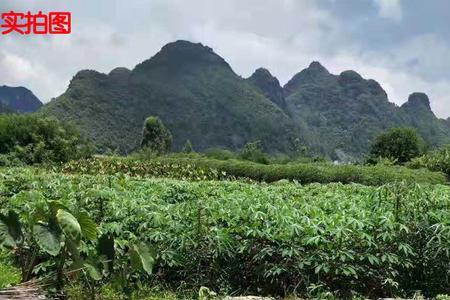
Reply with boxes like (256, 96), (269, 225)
(40, 40), (450, 159)
(0, 86), (42, 113)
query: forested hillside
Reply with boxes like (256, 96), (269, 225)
(42, 41), (300, 154)
(41, 40), (450, 159)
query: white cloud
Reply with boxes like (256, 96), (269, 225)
(374, 0), (403, 21)
(0, 0), (449, 119)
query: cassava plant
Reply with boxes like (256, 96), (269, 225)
(0, 199), (98, 289)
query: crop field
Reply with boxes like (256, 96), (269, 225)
(1, 167), (450, 299)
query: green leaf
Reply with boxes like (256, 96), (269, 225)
(130, 242), (155, 275)
(0, 220), (15, 249)
(66, 239), (81, 262)
(33, 223), (62, 256)
(76, 212), (97, 240)
(47, 200), (68, 215)
(83, 263), (102, 281)
(0, 211), (23, 249)
(56, 209), (81, 241)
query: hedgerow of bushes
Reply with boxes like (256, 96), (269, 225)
(62, 156), (447, 186)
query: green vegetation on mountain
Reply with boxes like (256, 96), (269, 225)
(42, 41), (299, 154)
(40, 40), (450, 160)
(398, 93), (450, 148)
(246, 67), (287, 110)
(0, 86), (42, 113)
(284, 63), (450, 160)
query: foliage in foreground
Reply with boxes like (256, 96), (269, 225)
(0, 252), (21, 289)
(0, 114), (93, 165)
(1, 168), (450, 298)
(62, 156), (448, 186)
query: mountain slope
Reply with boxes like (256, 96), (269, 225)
(0, 103), (13, 114)
(398, 93), (450, 148)
(284, 62), (403, 159)
(40, 40), (450, 159)
(42, 41), (300, 153)
(283, 63), (450, 159)
(246, 68), (287, 110)
(0, 86), (42, 113)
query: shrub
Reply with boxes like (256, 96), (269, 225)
(204, 148), (236, 160)
(368, 127), (425, 164)
(0, 114), (92, 164)
(408, 144), (450, 176)
(141, 116), (172, 154)
(239, 140), (270, 164)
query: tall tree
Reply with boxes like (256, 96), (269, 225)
(141, 116), (172, 153)
(368, 127), (424, 164)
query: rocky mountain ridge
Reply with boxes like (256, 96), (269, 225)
(40, 40), (450, 159)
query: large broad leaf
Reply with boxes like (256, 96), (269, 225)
(76, 212), (97, 240)
(33, 223), (62, 256)
(56, 209), (81, 242)
(130, 242), (155, 275)
(0, 220), (15, 249)
(0, 211), (23, 249)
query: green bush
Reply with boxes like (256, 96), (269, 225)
(0, 153), (24, 167)
(408, 145), (450, 176)
(0, 114), (93, 164)
(239, 140), (270, 164)
(367, 127), (425, 164)
(204, 148), (237, 160)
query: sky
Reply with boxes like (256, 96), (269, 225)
(1, 0), (450, 118)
